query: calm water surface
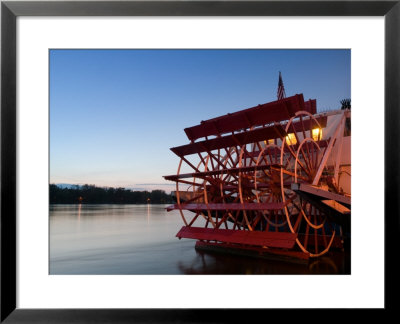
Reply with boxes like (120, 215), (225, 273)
(50, 204), (350, 275)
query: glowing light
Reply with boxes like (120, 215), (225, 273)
(264, 139), (275, 145)
(312, 128), (322, 141)
(285, 133), (297, 145)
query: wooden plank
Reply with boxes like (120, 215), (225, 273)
(167, 202), (286, 212)
(170, 116), (327, 158)
(184, 94), (305, 141)
(291, 183), (351, 205)
(163, 163), (279, 181)
(321, 200), (351, 214)
(304, 99), (317, 114)
(171, 123), (286, 157)
(176, 226), (297, 249)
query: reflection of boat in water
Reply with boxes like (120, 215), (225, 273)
(165, 73), (351, 261)
(177, 242), (349, 274)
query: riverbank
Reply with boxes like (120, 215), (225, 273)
(49, 184), (174, 204)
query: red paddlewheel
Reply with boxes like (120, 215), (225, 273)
(238, 142), (288, 232)
(164, 94), (349, 257)
(280, 111), (337, 257)
(174, 146), (244, 231)
(253, 144), (289, 232)
(174, 141), (290, 234)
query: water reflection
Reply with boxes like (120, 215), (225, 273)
(50, 204), (350, 275)
(177, 249), (348, 275)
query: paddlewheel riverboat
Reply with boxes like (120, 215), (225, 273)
(164, 75), (351, 260)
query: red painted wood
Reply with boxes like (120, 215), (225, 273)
(163, 163), (279, 181)
(184, 94), (305, 141)
(304, 99), (317, 114)
(167, 202), (286, 211)
(170, 116), (327, 158)
(176, 226), (297, 249)
(292, 183), (351, 205)
(171, 123), (285, 157)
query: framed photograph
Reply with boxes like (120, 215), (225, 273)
(1, 0), (398, 322)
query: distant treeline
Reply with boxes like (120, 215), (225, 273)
(49, 184), (174, 204)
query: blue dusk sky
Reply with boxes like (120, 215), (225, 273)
(50, 49), (350, 192)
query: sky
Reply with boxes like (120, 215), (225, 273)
(49, 49), (350, 192)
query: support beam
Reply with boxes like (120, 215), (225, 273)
(312, 112), (346, 185)
(291, 183), (351, 205)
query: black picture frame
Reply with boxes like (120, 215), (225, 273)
(1, 0), (399, 322)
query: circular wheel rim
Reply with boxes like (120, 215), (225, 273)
(176, 158), (210, 228)
(280, 111), (336, 257)
(175, 145), (247, 231)
(253, 143), (288, 231)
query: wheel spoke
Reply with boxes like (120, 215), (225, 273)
(281, 112), (337, 257)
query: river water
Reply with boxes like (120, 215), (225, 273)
(50, 204), (350, 275)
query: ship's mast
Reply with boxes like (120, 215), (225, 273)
(277, 71), (286, 100)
